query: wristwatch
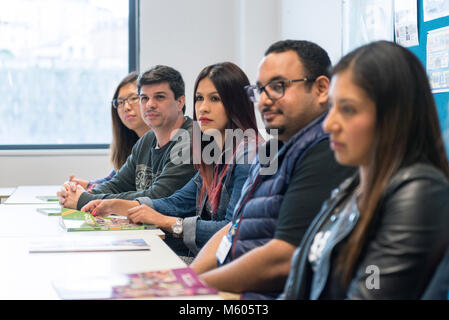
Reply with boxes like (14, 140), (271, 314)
(171, 218), (183, 237)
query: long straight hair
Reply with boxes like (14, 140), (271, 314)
(110, 71), (140, 170)
(193, 62), (259, 215)
(332, 41), (449, 286)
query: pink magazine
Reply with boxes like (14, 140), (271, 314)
(53, 267), (218, 299)
(113, 268), (218, 298)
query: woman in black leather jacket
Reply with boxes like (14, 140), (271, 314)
(281, 41), (449, 299)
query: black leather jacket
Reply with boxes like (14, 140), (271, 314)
(281, 163), (449, 299)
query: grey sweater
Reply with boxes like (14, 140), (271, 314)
(76, 117), (197, 209)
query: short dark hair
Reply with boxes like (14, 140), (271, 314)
(137, 65), (186, 114)
(265, 40), (331, 89)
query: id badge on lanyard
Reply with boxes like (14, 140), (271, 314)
(216, 174), (263, 264)
(216, 234), (233, 264)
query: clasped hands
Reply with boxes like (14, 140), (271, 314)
(57, 175), (86, 209)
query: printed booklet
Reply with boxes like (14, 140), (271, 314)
(35, 195), (60, 202)
(59, 209), (157, 232)
(37, 207), (62, 216)
(53, 267), (218, 299)
(29, 237), (151, 253)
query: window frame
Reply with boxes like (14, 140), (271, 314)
(0, 0), (139, 151)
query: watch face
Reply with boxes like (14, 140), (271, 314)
(173, 224), (182, 234)
(172, 219), (183, 235)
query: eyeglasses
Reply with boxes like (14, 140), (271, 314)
(245, 78), (314, 103)
(112, 94), (140, 109)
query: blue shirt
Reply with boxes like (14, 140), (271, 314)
(137, 139), (259, 254)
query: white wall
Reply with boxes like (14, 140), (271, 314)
(237, 0), (281, 84)
(0, 0), (342, 188)
(139, 0), (282, 140)
(139, 0), (281, 117)
(0, 149), (111, 187)
(139, 0), (239, 118)
(281, 0), (342, 65)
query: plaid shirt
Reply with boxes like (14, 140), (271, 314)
(86, 170), (116, 192)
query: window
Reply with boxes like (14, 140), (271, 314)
(0, 0), (136, 149)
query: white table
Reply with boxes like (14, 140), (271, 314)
(0, 234), (195, 299)
(0, 205), (220, 300)
(4, 185), (61, 204)
(0, 188), (222, 300)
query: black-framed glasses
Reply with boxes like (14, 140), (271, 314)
(245, 78), (314, 103)
(112, 94), (140, 109)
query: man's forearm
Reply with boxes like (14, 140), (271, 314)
(199, 239), (296, 293)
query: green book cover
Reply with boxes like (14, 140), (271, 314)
(60, 209), (157, 232)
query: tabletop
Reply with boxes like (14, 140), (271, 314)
(0, 234), (196, 299)
(4, 185), (61, 205)
(0, 187), (222, 300)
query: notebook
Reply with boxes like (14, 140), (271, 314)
(35, 195), (60, 202)
(37, 207), (63, 216)
(29, 237), (151, 253)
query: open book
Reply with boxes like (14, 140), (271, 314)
(29, 237), (151, 253)
(53, 267), (218, 299)
(60, 209), (157, 232)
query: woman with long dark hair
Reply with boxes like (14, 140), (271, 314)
(82, 62), (262, 258)
(67, 72), (150, 191)
(282, 41), (449, 299)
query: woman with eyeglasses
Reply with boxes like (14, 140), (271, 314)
(67, 72), (150, 191)
(281, 41), (449, 300)
(81, 62), (262, 259)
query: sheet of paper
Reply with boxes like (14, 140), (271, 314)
(342, 0), (394, 54)
(424, 0), (449, 22)
(394, 0), (419, 47)
(427, 26), (449, 93)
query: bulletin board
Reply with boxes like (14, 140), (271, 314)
(407, 1), (449, 155)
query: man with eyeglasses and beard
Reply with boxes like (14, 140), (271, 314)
(190, 40), (355, 299)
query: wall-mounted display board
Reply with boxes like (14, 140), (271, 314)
(407, 0), (449, 155)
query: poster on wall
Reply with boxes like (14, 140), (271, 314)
(394, 0), (419, 47)
(427, 26), (449, 93)
(342, 0), (394, 54)
(424, 0), (449, 22)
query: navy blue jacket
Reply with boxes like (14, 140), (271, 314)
(223, 113), (329, 266)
